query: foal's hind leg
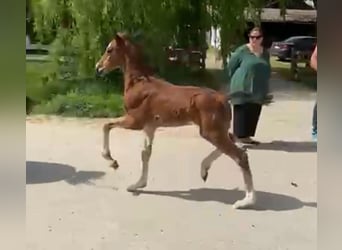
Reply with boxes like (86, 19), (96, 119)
(201, 149), (222, 182)
(201, 133), (242, 182)
(127, 126), (156, 192)
(202, 130), (256, 209)
(230, 148), (256, 209)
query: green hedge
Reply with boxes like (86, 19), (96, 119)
(26, 60), (223, 118)
(33, 91), (124, 118)
(27, 60), (126, 117)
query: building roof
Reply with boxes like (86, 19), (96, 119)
(246, 8), (317, 23)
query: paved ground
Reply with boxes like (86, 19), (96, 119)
(26, 78), (317, 250)
(26, 50), (317, 249)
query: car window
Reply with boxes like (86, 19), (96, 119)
(291, 38), (315, 51)
(284, 36), (316, 43)
(284, 37), (300, 42)
(302, 38), (316, 46)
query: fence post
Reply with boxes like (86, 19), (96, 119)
(290, 48), (299, 81)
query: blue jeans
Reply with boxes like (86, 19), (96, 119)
(312, 102), (317, 135)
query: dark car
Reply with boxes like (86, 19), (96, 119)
(270, 36), (316, 61)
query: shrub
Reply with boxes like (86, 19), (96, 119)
(33, 91), (124, 118)
(27, 59), (125, 117)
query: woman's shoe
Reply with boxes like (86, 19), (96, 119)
(237, 137), (260, 145)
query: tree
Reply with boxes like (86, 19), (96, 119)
(31, 0), (289, 79)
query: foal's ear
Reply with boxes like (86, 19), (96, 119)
(115, 33), (125, 47)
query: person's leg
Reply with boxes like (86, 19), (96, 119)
(236, 103), (262, 145)
(234, 103), (261, 145)
(312, 101), (317, 141)
(233, 104), (249, 139)
(247, 103), (262, 138)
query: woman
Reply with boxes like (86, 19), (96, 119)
(226, 27), (272, 145)
(310, 45), (317, 141)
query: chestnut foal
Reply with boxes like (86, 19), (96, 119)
(95, 33), (256, 209)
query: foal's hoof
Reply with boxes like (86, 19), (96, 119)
(102, 150), (113, 161)
(126, 185), (139, 193)
(232, 199), (254, 209)
(126, 186), (143, 193)
(201, 166), (209, 182)
(232, 194), (256, 209)
(126, 182), (147, 192)
(201, 171), (208, 182)
(110, 160), (119, 170)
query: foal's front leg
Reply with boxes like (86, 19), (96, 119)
(102, 115), (142, 169)
(127, 126), (156, 192)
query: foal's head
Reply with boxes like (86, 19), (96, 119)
(95, 32), (132, 75)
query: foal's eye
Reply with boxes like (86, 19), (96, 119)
(107, 48), (113, 54)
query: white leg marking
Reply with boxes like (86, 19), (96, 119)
(127, 126), (155, 191)
(233, 151), (256, 209)
(232, 189), (256, 209)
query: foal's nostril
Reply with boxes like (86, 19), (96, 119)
(95, 67), (103, 76)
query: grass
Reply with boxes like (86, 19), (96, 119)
(206, 50), (317, 90)
(33, 91), (124, 118)
(26, 56), (221, 118)
(25, 42), (224, 117)
(27, 51), (316, 118)
(26, 58), (126, 117)
(270, 56), (317, 90)
(26, 60), (53, 101)
(26, 54), (50, 62)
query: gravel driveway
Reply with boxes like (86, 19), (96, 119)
(26, 83), (317, 250)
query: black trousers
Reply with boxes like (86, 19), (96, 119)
(233, 103), (262, 138)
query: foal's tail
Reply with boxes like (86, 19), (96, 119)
(217, 94), (238, 143)
(217, 93), (231, 113)
(216, 93), (232, 127)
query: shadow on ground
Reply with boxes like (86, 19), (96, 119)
(244, 140), (317, 153)
(133, 188), (316, 212)
(26, 161), (105, 185)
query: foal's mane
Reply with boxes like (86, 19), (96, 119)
(119, 32), (154, 77)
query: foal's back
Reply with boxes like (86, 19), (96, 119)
(134, 76), (231, 127)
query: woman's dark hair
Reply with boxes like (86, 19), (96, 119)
(249, 27), (263, 37)
(248, 26), (268, 47)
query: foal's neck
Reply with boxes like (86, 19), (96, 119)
(122, 55), (153, 92)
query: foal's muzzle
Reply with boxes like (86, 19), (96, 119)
(95, 66), (105, 77)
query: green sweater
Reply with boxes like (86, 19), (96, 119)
(226, 44), (271, 105)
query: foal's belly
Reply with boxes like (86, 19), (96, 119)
(144, 86), (203, 127)
(149, 108), (194, 127)
(147, 101), (195, 127)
